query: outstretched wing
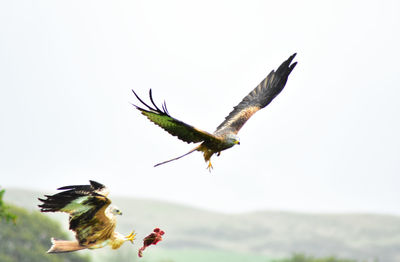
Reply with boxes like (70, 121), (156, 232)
(38, 180), (113, 243)
(215, 53), (297, 135)
(38, 180), (110, 216)
(132, 89), (221, 144)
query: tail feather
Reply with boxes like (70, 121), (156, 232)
(154, 146), (200, 167)
(47, 238), (86, 253)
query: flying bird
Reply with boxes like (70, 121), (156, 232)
(38, 180), (136, 253)
(132, 53), (297, 170)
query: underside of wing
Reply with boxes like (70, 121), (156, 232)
(215, 53), (297, 135)
(132, 89), (221, 144)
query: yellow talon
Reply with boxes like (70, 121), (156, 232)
(207, 161), (213, 172)
(125, 230), (136, 243)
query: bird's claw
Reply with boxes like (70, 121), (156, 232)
(125, 230), (136, 243)
(207, 161), (213, 172)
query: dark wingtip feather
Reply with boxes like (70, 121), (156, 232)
(162, 100), (170, 115)
(131, 89), (170, 117)
(261, 53), (297, 98)
(149, 89), (164, 113)
(289, 61), (297, 72)
(89, 180), (105, 190)
(57, 184), (80, 190)
(286, 53), (296, 62)
(279, 53), (297, 70)
(132, 89), (157, 112)
(289, 53), (297, 68)
(38, 198), (46, 202)
(214, 53), (298, 133)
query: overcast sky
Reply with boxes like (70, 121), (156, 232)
(1, 0), (399, 215)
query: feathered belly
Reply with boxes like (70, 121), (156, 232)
(88, 239), (110, 249)
(197, 141), (234, 161)
(78, 220), (116, 248)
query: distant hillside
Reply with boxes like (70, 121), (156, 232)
(5, 188), (400, 262)
(0, 204), (90, 262)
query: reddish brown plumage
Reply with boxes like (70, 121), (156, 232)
(132, 53), (297, 169)
(47, 238), (86, 253)
(38, 181), (135, 252)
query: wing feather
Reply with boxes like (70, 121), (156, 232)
(132, 89), (221, 144)
(38, 181), (114, 245)
(38, 180), (111, 217)
(215, 53), (297, 135)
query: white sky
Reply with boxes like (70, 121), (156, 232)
(1, 0), (399, 215)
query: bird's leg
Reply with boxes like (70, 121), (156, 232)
(207, 161), (213, 172)
(125, 230), (136, 244)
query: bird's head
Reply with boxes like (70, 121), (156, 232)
(110, 206), (123, 216)
(225, 134), (240, 146)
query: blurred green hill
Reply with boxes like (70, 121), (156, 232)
(5, 188), (400, 262)
(0, 204), (90, 262)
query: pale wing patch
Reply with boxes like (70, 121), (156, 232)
(220, 105), (261, 134)
(61, 196), (92, 215)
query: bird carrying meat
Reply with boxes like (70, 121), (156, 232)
(38, 180), (136, 253)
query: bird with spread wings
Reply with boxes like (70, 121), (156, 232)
(132, 53), (297, 170)
(38, 180), (136, 253)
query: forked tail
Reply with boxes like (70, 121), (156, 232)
(47, 238), (86, 253)
(154, 146), (200, 167)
